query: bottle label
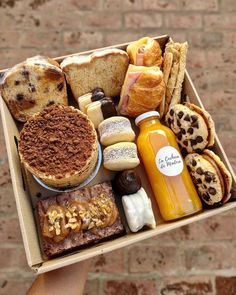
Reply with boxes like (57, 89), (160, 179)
(155, 146), (183, 176)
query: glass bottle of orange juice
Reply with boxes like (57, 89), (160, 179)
(135, 111), (202, 221)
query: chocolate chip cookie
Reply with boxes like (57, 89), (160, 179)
(166, 103), (215, 153)
(185, 149), (232, 206)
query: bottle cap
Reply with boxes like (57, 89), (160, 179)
(135, 111), (160, 126)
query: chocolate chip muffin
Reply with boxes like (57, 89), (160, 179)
(0, 56), (68, 122)
(19, 105), (98, 188)
(185, 150), (232, 206)
(166, 103), (215, 153)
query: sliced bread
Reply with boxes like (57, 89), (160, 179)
(60, 49), (129, 99)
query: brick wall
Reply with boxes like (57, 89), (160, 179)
(0, 0), (236, 294)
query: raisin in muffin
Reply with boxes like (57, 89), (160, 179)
(0, 56), (67, 122)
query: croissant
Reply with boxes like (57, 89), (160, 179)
(127, 37), (163, 68)
(118, 64), (165, 117)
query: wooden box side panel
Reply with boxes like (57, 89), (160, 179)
(0, 98), (42, 266)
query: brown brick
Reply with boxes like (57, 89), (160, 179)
(159, 276), (214, 295)
(187, 49), (206, 68)
(0, 187), (16, 215)
(143, 0), (180, 10)
(188, 69), (209, 90)
(187, 32), (223, 48)
(104, 32), (144, 46)
(0, 279), (32, 295)
(158, 215), (236, 242)
(83, 279), (99, 295)
(165, 14), (202, 29)
(0, 31), (21, 48)
(222, 0), (236, 12)
(129, 244), (185, 274)
(204, 14), (236, 30)
(207, 68), (236, 90)
(20, 31), (61, 49)
(63, 31), (104, 50)
(224, 32), (236, 47)
(201, 89), (235, 112)
(0, 247), (28, 271)
(90, 249), (125, 273)
(125, 12), (163, 28)
(123, 0), (143, 11)
(69, 0), (103, 10)
(0, 217), (22, 243)
(104, 0), (123, 10)
(83, 12), (122, 29)
(103, 279), (156, 295)
(206, 49), (236, 68)
(216, 277), (236, 295)
(185, 243), (234, 270)
(218, 131), (236, 158)
(180, 0), (218, 11)
(211, 113), (236, 132)
(0, 161), (11, 187)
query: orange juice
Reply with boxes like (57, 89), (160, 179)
(135, 111), (202, 221)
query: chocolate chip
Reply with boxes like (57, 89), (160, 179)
(202, 192), (210, 202)
(187, 127), (194, 135)
(190, 139), (197, 146)
(196, 136), (203, 143)
(181, 147), (188, 156)
(22, 69), (29, 79)
(191, 115), (198, 123)
(197, 178), (202, 184)
(192, 121), (199, 128)
(167, 118), (172, 125)
(192, 159), (197, 166)
(196, 167), (203, 175)
(29, 83), (36, 92)
(16, 93), (24, 101)
(36, 192), (42, 198)
(14, 80), (20, 85)
(178, 111), (184, 119)
(180, 128), (186, 135)
(177, 132), (182, 140)
(183, 140), (188, 146)
(46, 100), (55, 106)
(170, 109), (174, 116)
(177, 120), (181, 127)
(195, 148), (202, 153)
(184, 114), (190, 121)
(209, 187), (216, 195)
(205, 175), (212, 183)
(57, 82), (64, 91)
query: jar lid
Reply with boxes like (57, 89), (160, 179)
(135, 111), (160, 126)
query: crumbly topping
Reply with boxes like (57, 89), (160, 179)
(104, 147), (137, 161)
(19, 105), (96, 177)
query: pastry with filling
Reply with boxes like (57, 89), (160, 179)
(19, 105), (98, 188)
(118, 64), (165, 117)
(126, 37), (163, 67)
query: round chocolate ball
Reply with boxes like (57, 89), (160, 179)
(113, 170), (141, 195)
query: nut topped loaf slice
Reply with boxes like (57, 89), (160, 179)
(0, 55), (68, 122)
(60, 49), (129, 99)
(37, 181), (125, 257)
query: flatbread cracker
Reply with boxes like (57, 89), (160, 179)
(170, 42), (188, 107)
(159, 52), (173, 118)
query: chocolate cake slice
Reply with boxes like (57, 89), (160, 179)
(37, 182), (125, 257)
